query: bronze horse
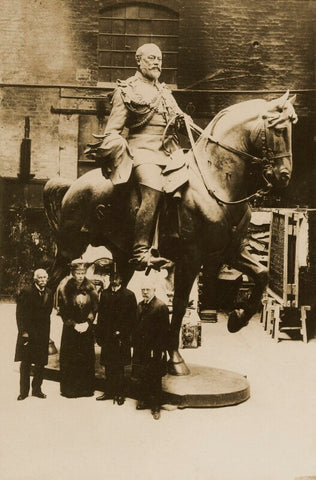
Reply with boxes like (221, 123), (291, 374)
(44, 91), (297, 375)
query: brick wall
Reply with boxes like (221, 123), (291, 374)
(0, 0), (100, 181)
(179, 0), (315, 91)
(0, 0), (314, 181)
(0, 86), (79, 180)
(0, 0), (99, 86)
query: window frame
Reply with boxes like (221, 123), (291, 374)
(97, 3), (179, 88)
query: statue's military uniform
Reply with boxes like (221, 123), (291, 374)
(98, 71), (183, 187)
(97, 70), (184, 270)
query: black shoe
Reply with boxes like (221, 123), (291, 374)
(17, 394), (28, 401)
(151, 408), (161, 420)
(115, 396), (125, 406)
(96, 393), (113, 401)
(136, 400), (147, 410)
(32, 391), (46, 399)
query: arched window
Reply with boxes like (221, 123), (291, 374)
(98, 3), (179, 86)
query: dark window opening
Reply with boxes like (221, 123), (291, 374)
(98, 3), (179, 86)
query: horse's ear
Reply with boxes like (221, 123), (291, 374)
(268, 90), (290, 111)
(289, 94), (296, 105)
(277, 90), (290, 109)
(280, 90), (290, 108)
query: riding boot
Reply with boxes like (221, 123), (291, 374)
(129, 185), (173, 271)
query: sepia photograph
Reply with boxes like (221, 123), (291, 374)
(0, 1), (315, 479)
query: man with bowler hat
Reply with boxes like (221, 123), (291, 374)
(96, 272), (137, 405)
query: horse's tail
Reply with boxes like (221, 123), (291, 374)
(43, 177), (72, 291)
(43, 177), (71, 239)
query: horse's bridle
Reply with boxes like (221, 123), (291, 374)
(165, 113), (292, 206)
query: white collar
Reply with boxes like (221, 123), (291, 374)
(35, 284), (45, 293)
(143, 296), (155, 305)
(111, 285), (122, 293)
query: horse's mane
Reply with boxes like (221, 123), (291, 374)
(194, 98), (270, 170)
(206, 98), (267, 136)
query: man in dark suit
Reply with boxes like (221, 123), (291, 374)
(96, 272), (137, 405)
(14, 269), (54, 400)
(132, 277), (170, 420)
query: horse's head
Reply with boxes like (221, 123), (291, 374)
(250, 91), (298, 189)
(186, 91), (298, 205)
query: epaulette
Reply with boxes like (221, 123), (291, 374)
(116, 79), (128, 88)
(116, 76), (150, 107)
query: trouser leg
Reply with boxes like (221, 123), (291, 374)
(137, 369), (161, 402)
(148, 375), (162, 412)
(110, 366), (125, 397)
(116, 366), (125, 398)
(137, 379), (148, 405)
(96, 366), (114, 401)
(137, 370), (162, 414)
(31, 364), (44, 393)
(20, 360), (31, 396)
(105, 367), (115, 397)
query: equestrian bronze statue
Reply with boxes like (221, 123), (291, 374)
(44, 90), (297, 376)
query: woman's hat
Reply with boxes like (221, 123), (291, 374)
(70, 259), (87, 272)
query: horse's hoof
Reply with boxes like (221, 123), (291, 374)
(227, 309), (249, 333)
(167, 360), (190, 376)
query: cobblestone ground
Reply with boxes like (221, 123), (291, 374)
(1, 302), (316, 480)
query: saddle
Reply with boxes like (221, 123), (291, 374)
(81, 148), (190, 257)
(162, 148), (190, 195)
(85, 140), (190, 195)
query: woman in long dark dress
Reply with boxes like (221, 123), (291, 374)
(58, 261), (98, 398)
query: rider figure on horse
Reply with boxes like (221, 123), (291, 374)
(91, 43), (187, 271)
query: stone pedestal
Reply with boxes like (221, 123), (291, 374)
(45, 352), (250, 408)
(162, 364), (250, 408)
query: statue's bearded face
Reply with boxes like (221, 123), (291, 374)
(137, 46), (162, 81)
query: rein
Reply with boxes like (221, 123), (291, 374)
(190, 122), (264, 166)
(181, 113), (293, 205)
(183, 116), (273, 205)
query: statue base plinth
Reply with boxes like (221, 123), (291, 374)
(44, 352), (250, 408)
(162, 364), (250, 408)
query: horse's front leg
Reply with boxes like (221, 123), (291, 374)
(112, 248), (135, 288)
(228, 244), (268, 333)
(168, 246), (202, 376)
